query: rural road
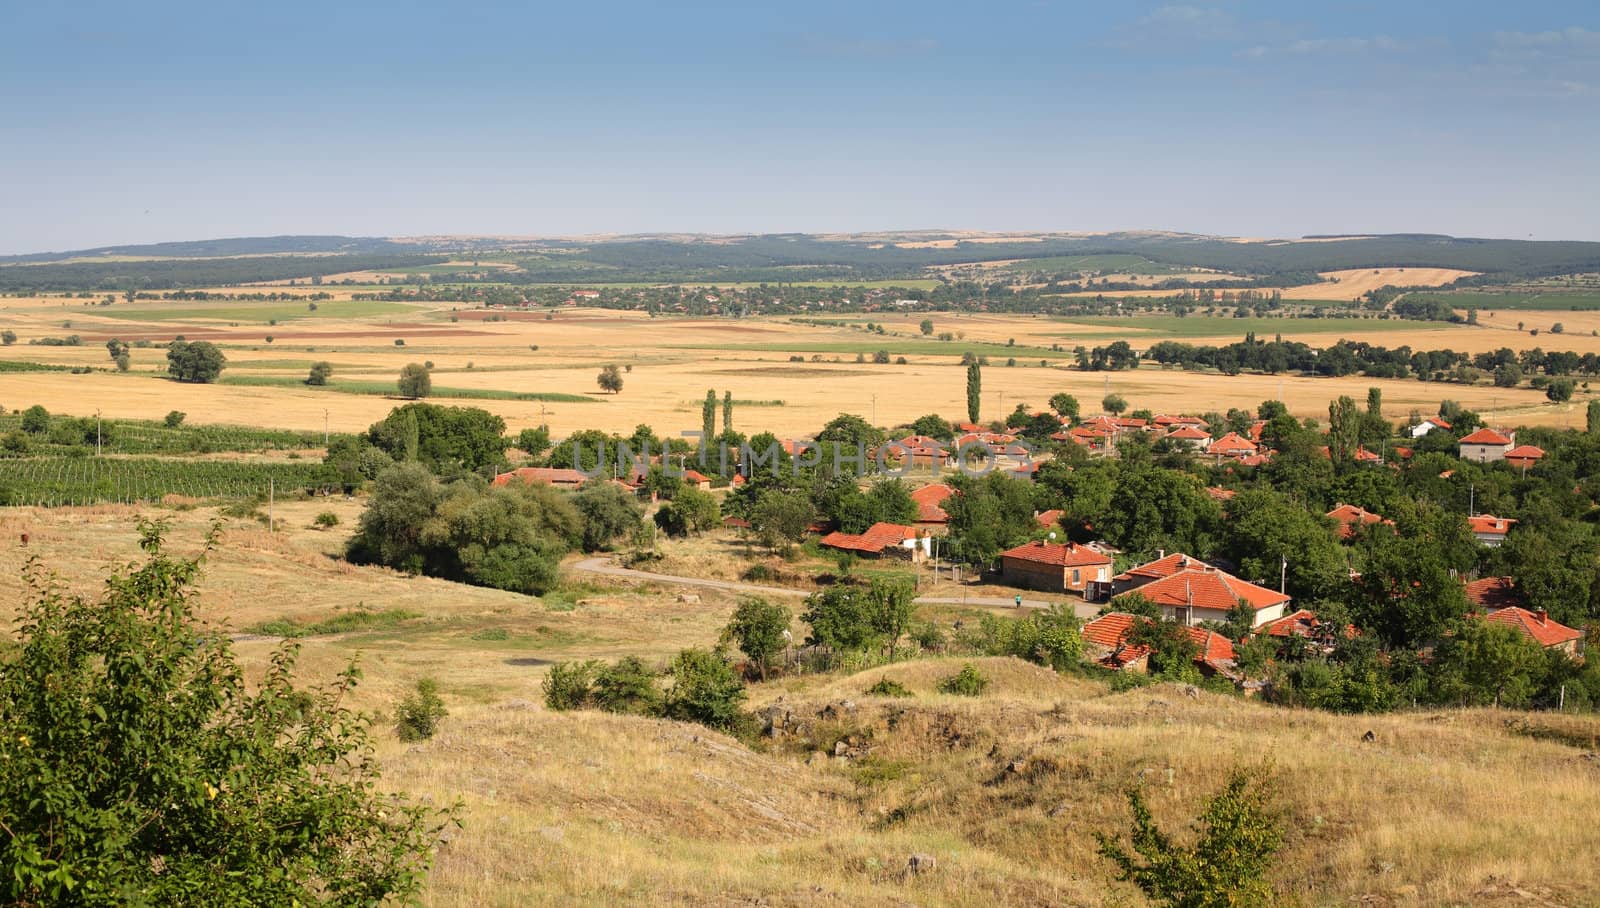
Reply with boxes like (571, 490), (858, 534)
(570, 557), (1102, 619)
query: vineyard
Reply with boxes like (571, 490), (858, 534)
(0, 413), (346, 455)
(0, 457), (337, 507)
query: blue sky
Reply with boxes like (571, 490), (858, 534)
(2, 1), (1597, 252)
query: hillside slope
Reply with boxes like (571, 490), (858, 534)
(385, 657), (1600, 907)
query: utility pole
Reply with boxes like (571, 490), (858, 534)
(1280, 554), (1287, 593)
(323, 409), (329, 447)
(871, 394), (876, 426)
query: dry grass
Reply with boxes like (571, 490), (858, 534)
(1282, 268), (1480, 301)
(6, 507), (1600, 905)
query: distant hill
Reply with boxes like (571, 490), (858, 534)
(4, 230), (1600, 291)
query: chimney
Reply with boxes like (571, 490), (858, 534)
(1536, 610), (1548, 624)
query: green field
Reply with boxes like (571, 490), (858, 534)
(216, 374), (599, 402)
(100, 299), (425, 323)
(0, 456), (334, 507)
(668, 339), (1069, 359)
(1056, 315), (1453, 340)
(1401, 290), (1600, 312)
(995, 254), (1207, 276)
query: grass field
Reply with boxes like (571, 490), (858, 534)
(1056, 314), (1435, 340)
(993, 253), (1209, 275)
(216, 373), (600, 403)
(1404, 290), (1600, 311)
(98, 299), (424, 323)
(3, 504), (1599, 906)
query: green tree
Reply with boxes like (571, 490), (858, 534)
(395, 678), (448, 741)
(397, 362), (431, 399)
(919, 318), (934, 336)
(937, 663), (989, 696)
(1588, 400), (1600, 435)
(723, 390), (734, 434)
(0, 329), (15, 345)
(1430, 619), (1546, 708)
(0, 522), (448, 905)
(163, 409), (186, 428)
(1350, 531), (1470, 649)
(19, 404), (49, 434)
(1049, 392), (1080, 422)
(752, 489), (815, 552)
(1546, 378), (1575, 402)
(867, 575), (917, 659)
(1327, 395), (1360, 462)
(966, 360), (982, 424)
(724, 597), (792, 680)
(1220, 490), (1345, 600)
(573, 482), (642, 551)
(165, 339), (226, 383)
(817, 412), (885, 448)
(366, 403), (508, 474)
(654, 486), (721, 537)
(909, 413), (954, 439)
(664, 648), (746, 731)
(702, 389), (716, 447)
(516, 425), (552, 459)
(307, 361), (334, 385)
(802, 585), (880, 654)
(1096, 766), (1283, 908)
(1103, 393), (1128, 415)
(597, 364), (624, 394)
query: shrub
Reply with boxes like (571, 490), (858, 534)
(314, 511), (340, 528)
(542, 660), (599, 711)
(395, 678), (448, 741)
(664, 648), (746, 730)
(164, 409), (186, 428)
(20, 404), (49, 434)
(307, 361), (333, 385)
(0, 522), (448, 903)
(937, 663), (989, 696)
(865, 676), (913, 697)
(592, 656), (664, 716)
(1096, 765), (1284, 907)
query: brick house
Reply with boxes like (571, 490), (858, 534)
(999, 539), (1112, 594)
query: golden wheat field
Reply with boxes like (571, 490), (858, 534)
(0, 294), (1591, 438)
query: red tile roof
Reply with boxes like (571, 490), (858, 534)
(1468, 514), (1516, 536)
(1115, 552), (1202, 582)
(1001, 539), (1111, 568)
(1326, 503), (1392, 540)
(1206, 487), (1237, 502)
(1116, 566), (1290, 613)
(1206, 432), (1257, 456)
(1168, 426), (1212, 440)
(492, 467), (588, 487)
(1460, 427), (1513, 446)
(910, 483), (955, 522)
(1464, 576), (1524, 611)
(1482, 607), (1582, 648)
(1504, 444), (1545, 462)
(1082, 612), (1237, 673)
(1034, 508), (1064, 528)
(681, 469), (713, 483)
(818, 522), (919, 555)
(1262, 609), (1320, 638)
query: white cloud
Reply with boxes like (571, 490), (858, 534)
(1238, 34), (1428, 59)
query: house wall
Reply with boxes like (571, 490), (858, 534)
(1461, 443), (1508, 463)
(1002, 558), (1066, 592)
(1161, 601), (1286, 627)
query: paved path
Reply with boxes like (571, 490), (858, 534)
(571, 557), (1101, 618)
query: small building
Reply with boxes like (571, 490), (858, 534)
(680, 469), (714, 490)
(1000, 539), (1112, 594)
(819, 522), (929, 561)
(1112, 562), (1290, 627)
(1409, 417), (1451, 438)
(1081, 611), (1240, 679)
(1464, 576), (1524, 612)
(1504, 444), (1545, 471)
(1482, 607), (1583, 655)
(1325, 503), (1392, 540)
(1034, 508), (1064, 529)
(492, 467), (589, 489)
(1468, 514), (1516, 547)
(1112, 552), (1207, 594)
(1459, 428), (1515, 463)
(910, 483), (955, 531)
(1166, 425), (1213, 449)
(1206, 432), (1258, 459)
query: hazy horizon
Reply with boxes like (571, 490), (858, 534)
(4, 0), (1597, 254)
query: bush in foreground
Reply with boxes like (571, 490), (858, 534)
(937, 663), (990, 696)
(396, 678), (449, 742)
(1095, 765), (1284, 908)
(0, 521), (451, 905)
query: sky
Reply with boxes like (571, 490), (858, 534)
(2, 1), (1598, 253)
